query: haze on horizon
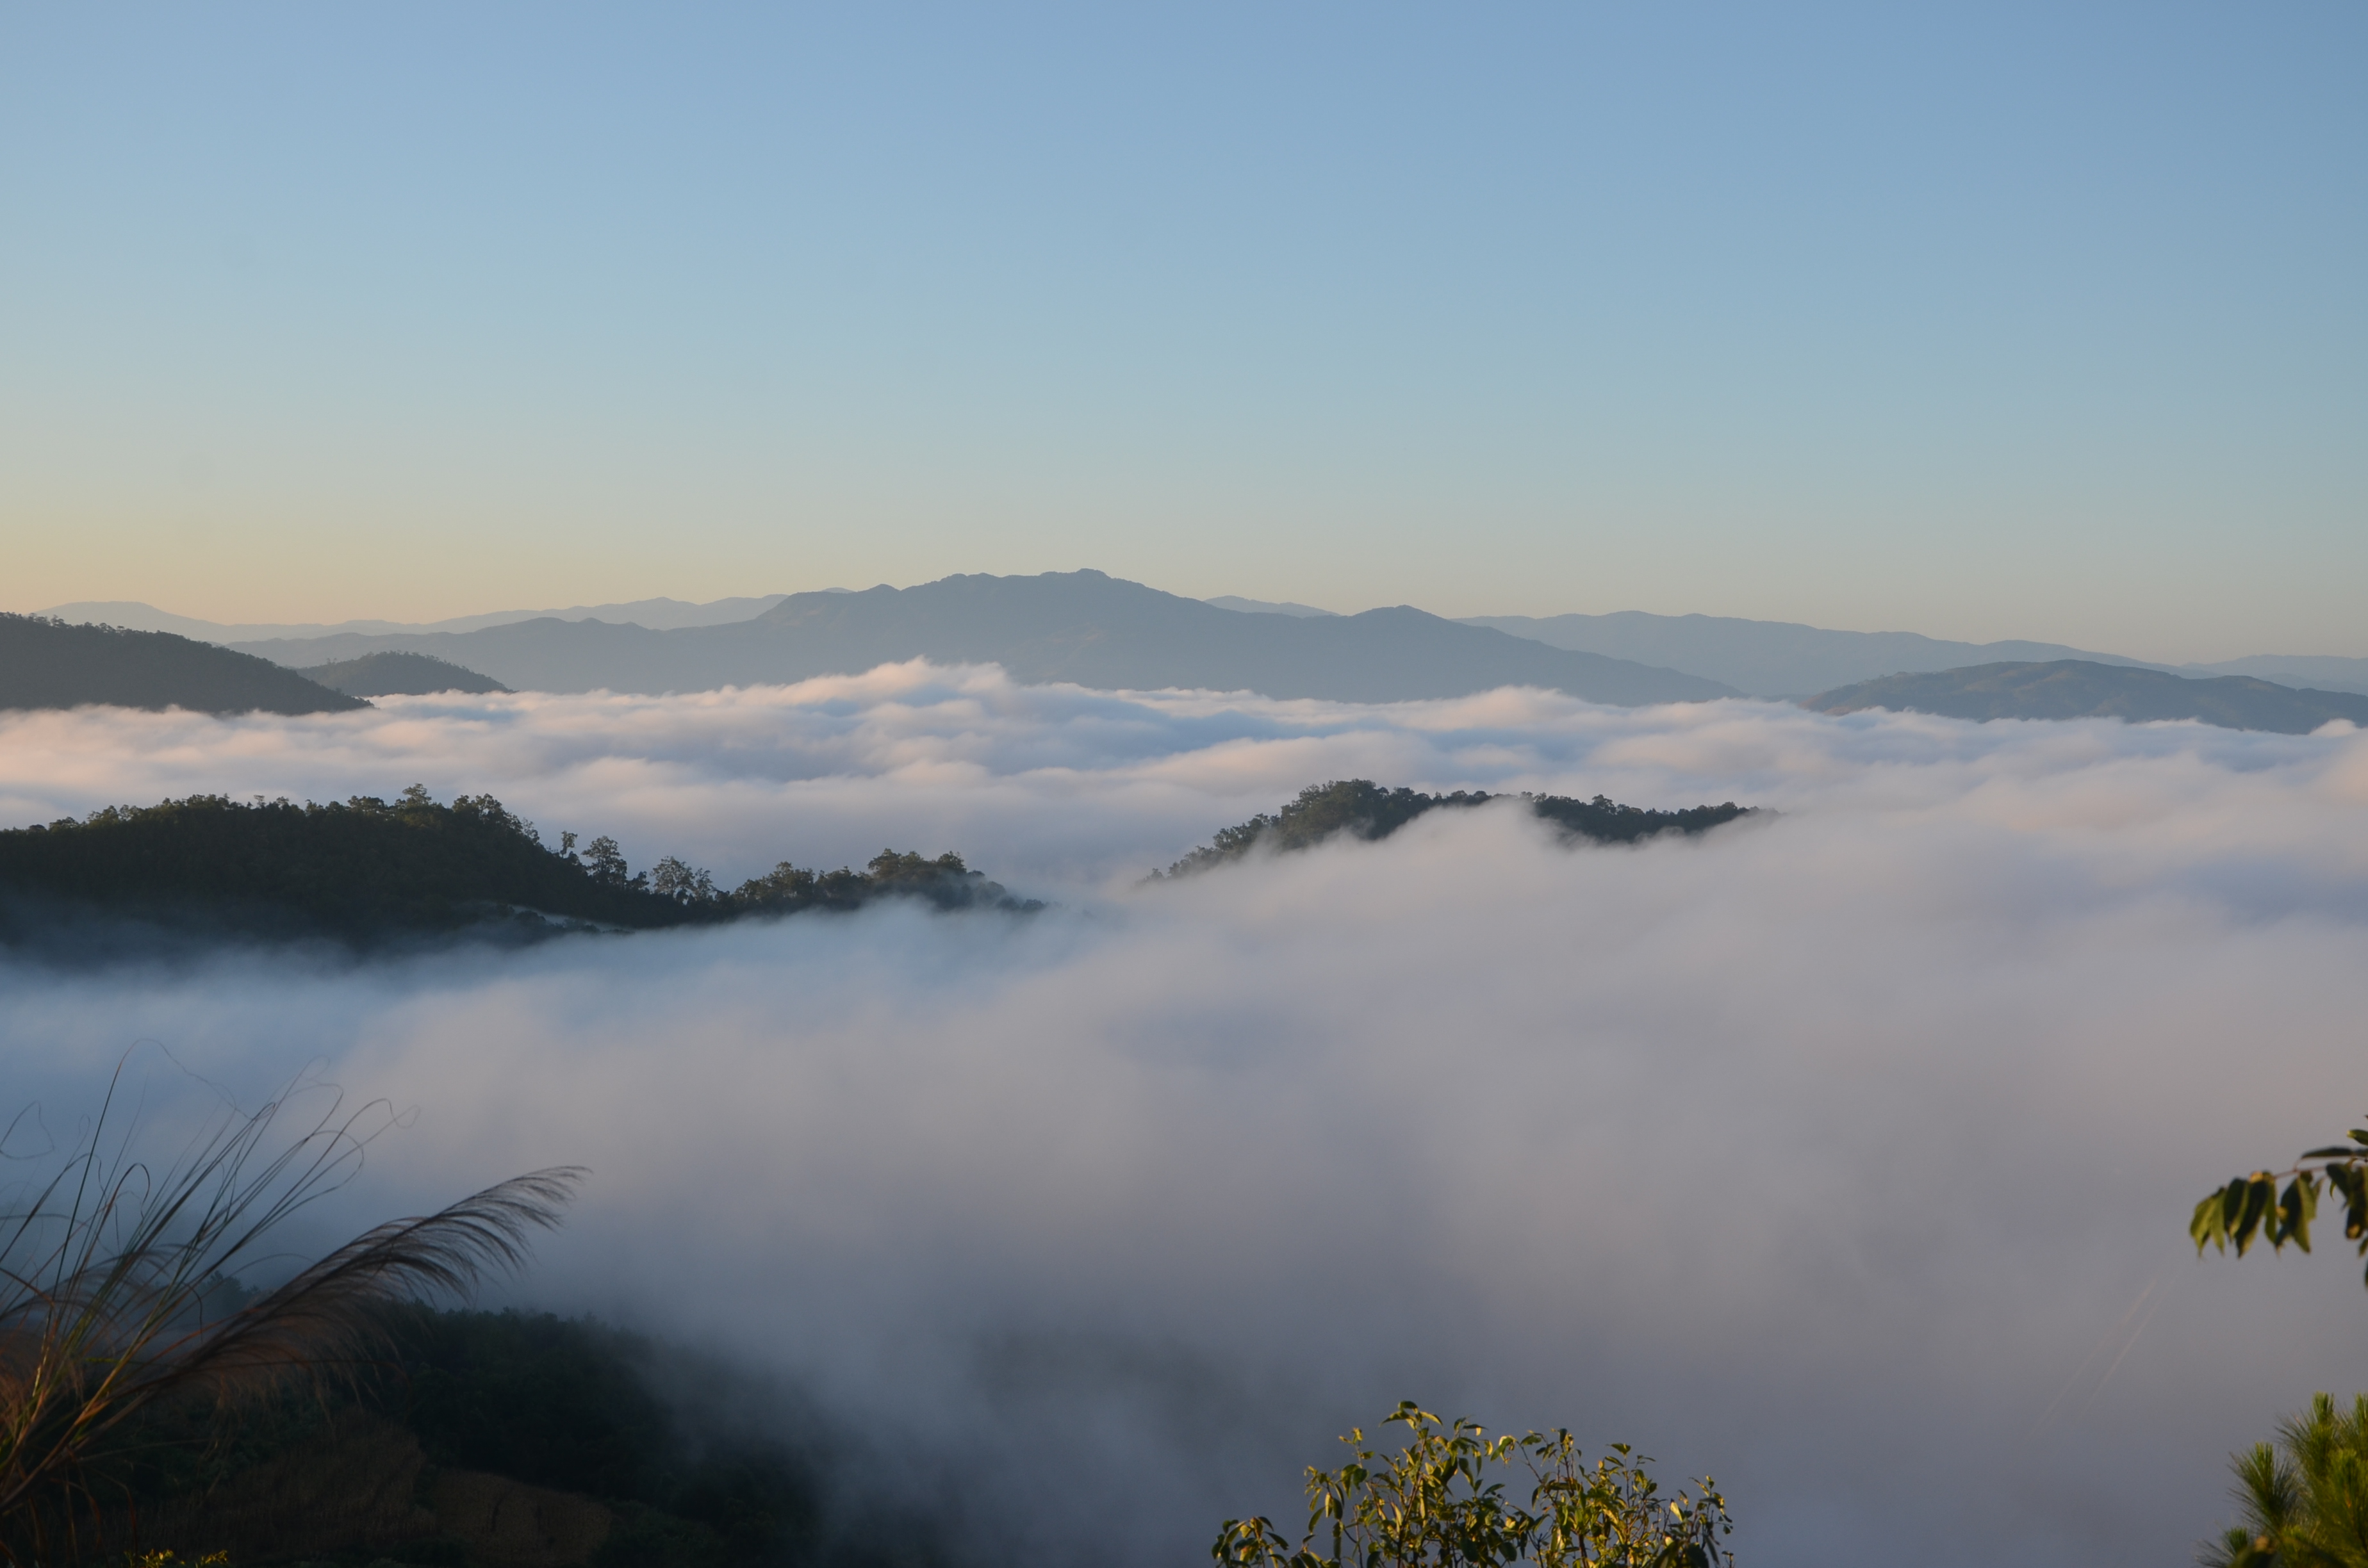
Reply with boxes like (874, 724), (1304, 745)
(3, 3), (2363, 664)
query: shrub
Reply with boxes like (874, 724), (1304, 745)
(1213, 1401), (1734, 1568)
(2205, 1391), (2368, 1567)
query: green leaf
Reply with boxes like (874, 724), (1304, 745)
(2224, 1179), (2251, 1232)
(2194, 1191), (2229, 1253)
(2233, 1177), (2276, 1255)
(2280, 1177), (2315, 1254)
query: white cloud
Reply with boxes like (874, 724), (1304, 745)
(4, 667), (2367, 1565)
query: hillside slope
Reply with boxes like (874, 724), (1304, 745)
(2191, 653), (2368, 696)
(1463, 610), (2144, 696)
(302, 650), (511, 696)
(1805, 660), (2368, 733)
(0, 614), (365, 715)
(231, 571), (1741, 705)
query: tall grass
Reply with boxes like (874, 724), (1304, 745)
(0, 1060), (580, 1562)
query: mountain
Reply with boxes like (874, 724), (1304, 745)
(2189, 654), (2368, 696)
(1459, 610), (2155, 698)
(300, 651), (511, 696)
(1205, 595), (1340, 617)
(226, 571), (1740, 705)
(0, 614), (365, 715)
(54, 591), (2365, 699)
(1804, 660), (2368, 733)
(31, 594), (790, 642)
(1459, 610), (2368, 698)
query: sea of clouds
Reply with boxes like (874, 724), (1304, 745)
(4, 664), (2367, 1566)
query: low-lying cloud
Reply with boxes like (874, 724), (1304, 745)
(5, 666), (2367, 1565)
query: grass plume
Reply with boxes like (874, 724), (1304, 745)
(0, 1058), (580, 1561)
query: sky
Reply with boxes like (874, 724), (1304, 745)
(6, 679), (2367, 1565)
(1, 3), (2362, 660)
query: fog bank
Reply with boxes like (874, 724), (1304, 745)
(4, 670), (2366, 1565)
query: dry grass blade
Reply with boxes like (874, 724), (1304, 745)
(126, 1167), (586, 1401)
(0, 1059), (583, 1562)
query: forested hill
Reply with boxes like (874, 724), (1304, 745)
(301, 649), (511, 696)
(0, 789), (1030, 945)
(1, 614), (365, 715)
(97, 1305), (939, 1568)
(1805, 660), (2368, 733)
(1157, 780), (1755, 876)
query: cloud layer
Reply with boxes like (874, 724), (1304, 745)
(5, 668), (2367, 1566)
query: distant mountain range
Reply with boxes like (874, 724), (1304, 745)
(1456, 612), (2368, 698)
(195, 572), (1734, 706)
(1806, 661), (2368, 733)
(24, 576), (2365, 712)
(35, 594), (792, 642)
(1, 615), (362, 716)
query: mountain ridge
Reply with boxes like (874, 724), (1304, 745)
(1461, 610), (2368, 697)
(36, 586), (2365, 699)
(1805, 660), (2368, 733)
(33, 594), (789, 641)
(215, 571), (1739, 706)
(0, 614), (365, 716)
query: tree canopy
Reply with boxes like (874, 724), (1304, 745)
(1214, 1402), (1733, 1568)
(0, 788), (1032, 946)
(1155, 780), (1755, 878)
(2203, 1392), (2368, 1567)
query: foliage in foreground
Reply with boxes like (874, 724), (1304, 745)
(0, 1066), (578, 1565)
(2203, 1392), (2368, 1567)
(2190, 1119), (2368, 1289)
(1155, 781), (1754, 878)
(0, 787), (1032, 945)
(2190, 1125), (2368, 1561)
(1213, 1403), (1733, 1568)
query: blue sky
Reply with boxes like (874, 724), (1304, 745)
(2, 3), (2360, 659)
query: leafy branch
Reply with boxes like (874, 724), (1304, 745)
(2191, 1122), (2368, 1284)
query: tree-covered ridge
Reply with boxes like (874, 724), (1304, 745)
(81, 1307), (948, 1568)
(299, 649), (511, 696)
(1157, 780), (1755, 877)
(0, 788), (1032, 944)
(0, 613), (365, 716)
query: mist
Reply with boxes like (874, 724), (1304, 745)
(5, 667), (2367, 1565)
